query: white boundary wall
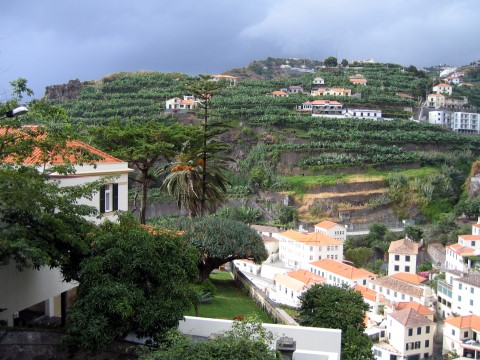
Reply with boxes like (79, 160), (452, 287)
(178, 316), (341, 360)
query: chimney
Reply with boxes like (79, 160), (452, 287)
(276, 337), (296, 360)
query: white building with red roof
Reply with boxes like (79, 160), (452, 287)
(300, 100), (343, 115)
(443, 314), (480, 359)
(427, 93), (446, 109)
(165, 95), (199, 111)
(211, 74), (237, 86)
(372, 308), (435, 360)
(354, 284), (388, 314)
(369, 274), (433, 306)
(433, 83), (453, 95)
(277, 229), (344, 270)
(269, 90), (289, 97)
(311, 87), (352, 97)
(309, 258), (376, 287)
(0, 128), (132, 326)
(273, 269), (325, 307)
(314, 220), (346, 242)
(388, 238), (419, 276)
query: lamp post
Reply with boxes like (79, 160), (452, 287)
(0, 106), (29, 119)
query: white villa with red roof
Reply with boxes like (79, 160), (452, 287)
(445, 219), (480, 272)
(309, 258), (376, 287)
(277, 229), (343, 270)
(443, 314), (480, 359)
(311, 87), (352, 97)
(300, 100), (343, 115)
(314, 220), (346, 242)
(270, 90), (289, 97)
(273, 269), (325, 307)
(0, 131), (131, 326)
(433, 83), (453, 95)
(165, 95), (199, 111)
(388, 238), (419, 276)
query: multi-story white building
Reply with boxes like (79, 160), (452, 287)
(309, 258), (376, 287)
(314, 220), (346, 242)
(373, 308), (435, 360)
(428, 110), (453, 129)
(427, 94), (445, 109)
(437, 270), (480, 318)
(273, 269), (325, 307)
(0, 135), (132, 326)
(445, 233), (480, 272)
(300, 100), (344, 115)
(388, 238), (419, 276)
(433, 83), (453, 95)
(443, 314), (480, 359)
(344, 109), (382, 120)
(277, 230), (343, 270)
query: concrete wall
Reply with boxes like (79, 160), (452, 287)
(0, 262), (77, 325)
(178, 316), (341, 360)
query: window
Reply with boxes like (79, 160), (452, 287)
(405, 255), (410, 262)
(310, 246), (313, 251)
(452, 329), (455, 336)
(100, 183), (119, 213)
(464, 331), (469, 338)
(425, 340), (430, 348)
(394, 255), (400, 261)
(417, 327), (422, 335)
(415, 341), (421, 349)
(405, 266), (410, 272)
(471, 287), (474, 294)
(408, 328), (413, 336)
(459, 283), (463, 290)
(458, 295), (462, 301)
(426, 326), (430, 334)
(394, 265), (399, 271)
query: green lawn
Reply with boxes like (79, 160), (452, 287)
(184, 271), (273, 323)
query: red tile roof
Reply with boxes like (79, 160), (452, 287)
(280, 230), (343, 246)
(444, 315), (480, 332)
(310, 258), (376, 280)
(315, 220), (341, 230)
(389, 301), (434, 316)
(388, 239), (418, 255)
(391, 273), (427, 285)
(354, 284), (386, 303)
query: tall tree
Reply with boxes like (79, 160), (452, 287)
(90, 120), (195, 224)
(63, 214), (199, 354)
(324, 56), (338, 67)
(180, 75), (231, 217)
(150, 216), (268, 282)
(299, 284), (374, 360)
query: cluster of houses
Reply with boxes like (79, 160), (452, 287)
(426, 79), (480, 133)
(235, 218), (480, 359)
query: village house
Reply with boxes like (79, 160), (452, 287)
(311, 87), (352, 97)
(0, 131), (132, 326)
(211, 74), (237, 86)
(437, 270), (480, 318)
(311, 77), (325, 90)
(300, 100), (343, 115)
(443, 314), (480, 359)
(427, 94), (446, 109)
(165, 95), (199, 110)
(369, 274), (434, 305)
(273, 269), (325, 307)
(349, 74), (367, 86)
(269, 90), (289, 97)
(388, 238), (419, 276)
(372, 308), (436, 360)
(277, 229), (344, 270)
(433, 83), (453, 95)
(385, 301), (435, 322)
(286, 85), (304, 94)
(309, 258), (376, 287)
(314, 220), (346, 242)
(354, 284), (388, 314)
(344, 109), (383, 119)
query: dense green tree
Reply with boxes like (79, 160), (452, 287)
(63, 215), (199, 354)
(90, 120), (195, 224)
(456, 197), (480, 219)
(216, 206), (262, 224)
(299, 284), (374, 360)
(345, 247), (373, 268)
(324, 56), (338, 67)
(142, 317), (280, 360)
(275, 205), (298, 225)
(341, 59), (349, 67)
(405, 225), (423, 242)
(149, 216), (268, 282)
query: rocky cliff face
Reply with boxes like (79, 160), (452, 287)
(43, 79), (92, 101)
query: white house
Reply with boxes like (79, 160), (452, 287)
(427, 94), (445, 109)
(312, 77), (325, 86)
(388, 238), (419, 276)
(373, 308), (435, 360)
(344, 109), (382, 120)
(349, 74), (367, 86)
(429, 110), (480, 133)
(270, 90), (289, 97)
(438, 270), (480, 318)
(433, 83), (453, 95)
(354, 284), (388, 314)
(211, 74), (237, 86)
(165, 95), (199, 110)
(277, 229), (344, 270)
(287, 85), (304, 94)
(251, 224), (281, 238)
(311, 87), (352, 97)
(445, 234), (480, 272)
(300, 100), (343, 115)
(443, 314), (480, 359)
(309, 258), (376, 287)
(0, 134), (132, 326)
(273, 269), (325, 307)
(369, 275), (433, 305)
(314, 220), (346, 242)
(385, 301), (435, 322)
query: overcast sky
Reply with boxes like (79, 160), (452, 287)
(1, 0), (479, 99)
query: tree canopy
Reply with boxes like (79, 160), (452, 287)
(63, 215), (199, 354)
(150, 216), (268, 282)
(299, 284), (374, 360)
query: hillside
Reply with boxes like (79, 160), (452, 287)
(44, 58), (480, 225)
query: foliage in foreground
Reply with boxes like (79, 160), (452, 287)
(141, 317), (280, 360)
(299, 284), (374, 360)
(148, 216), (268, 282)
(63, 215), (199, 354)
